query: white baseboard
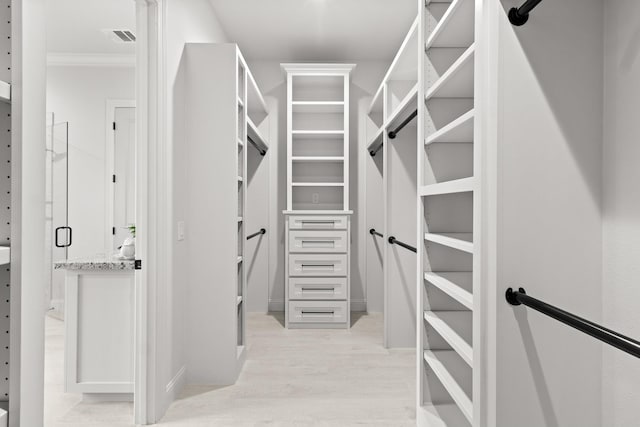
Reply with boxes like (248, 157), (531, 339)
(165, 365), (186, 399)
(268, 300), (284, 312)
(351, 300), (367, 312)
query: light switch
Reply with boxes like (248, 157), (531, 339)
(177, 221), (186, 241)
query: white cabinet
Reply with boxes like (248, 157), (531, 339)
(282, 64), (354, 329)
(61, 267), (135, 398)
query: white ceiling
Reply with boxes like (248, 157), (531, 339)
(209, 0), (417, 61)
(46, 0), (136, 54)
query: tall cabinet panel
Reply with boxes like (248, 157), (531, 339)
(184, 43), (270, 384)
(282, 64), (354, 329)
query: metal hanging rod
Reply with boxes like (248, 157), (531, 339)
(247, 136), (266, 156)
(388, 236), (417, 253)
(369, 143), (383, 157)
(388, 110), (418, 139)
(369, 228), (383, 238)
(506, 287), (640, 359)
(246, 228), (266, 240)
(508, 0), (543, 26)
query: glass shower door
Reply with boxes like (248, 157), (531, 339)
(45, 113), (69, 315)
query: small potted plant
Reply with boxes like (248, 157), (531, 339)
(119, 224), (136, 259)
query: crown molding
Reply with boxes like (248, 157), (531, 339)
(47, 53), (136, 68)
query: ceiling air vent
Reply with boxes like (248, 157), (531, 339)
(103, 29), (136, 43)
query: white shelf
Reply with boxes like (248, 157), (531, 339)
(386, 83), (419, 129)
(237, 138), (244, 148)
(237, 345), (245, 359)
(419, 403), (470, 427)
(237, 256), (243, 264)
(291, 182), (345, 187)
(291, 130), (344, 139)
(0, 247), (9, 265)
(424, 272), (473, 310)
(291, 156), (344, 162)
(237, 176), (243, 182)
(246, 67), (268, 115)
(419, 177), (475, 196)
(237, 217), (243, 223)
(426, 0), (475, 50)
(247, 117), (269, 154)
(0, 81), (10, 104)
(426, 109), (474, 145)
(237, 96), (244, 108)
(423, 350), (473, 424)
(369, 16), (420, 113)
(424, 311), (472, 366)
(426, 44), (475, 100)
(237, 296), (243, 306)
(292, 101), (344, 114)
(424, 233), (473, 253)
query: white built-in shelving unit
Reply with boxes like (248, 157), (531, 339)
(418, 0), (478, 425)
(364, 17), (420, 349)
(282, 64), (354, 329)
(185, 43), (270, 384)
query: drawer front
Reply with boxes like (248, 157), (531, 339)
(289, 277), (347, 300)
(289, 254), (347, 277)
(289, 230), (348, 253)
(288, 300), (347, 324)
(288, 215), (348, 230)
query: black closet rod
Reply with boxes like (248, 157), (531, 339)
(369, 143), (383, 157)
(246, 228), (266, 240)
(388, 236), (417, 253)
(508, 0), (543, 26)
(247, 136), (266, 156)
(388, 110), (418, 139)
(506, 287), (640, 359)
(369, 228), (383, 238)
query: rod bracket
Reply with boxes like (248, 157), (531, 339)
(508, 7), (529, 26)
(388, 131), (397, 139)
(506, 287), (526, 305)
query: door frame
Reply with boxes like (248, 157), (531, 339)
(105, 99), (136, 253)
(134, 0), (164, 424)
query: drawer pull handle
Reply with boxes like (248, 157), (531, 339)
(301, 310), (335, 317)
(301, 240), (336, 248)
(301, 287), (335, 293)
(302, 221), (334, 224)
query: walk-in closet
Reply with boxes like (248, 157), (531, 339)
(7, 0), (640, 425)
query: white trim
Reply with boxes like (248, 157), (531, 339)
(165, 365), (186, 394)
(105, 99), (136, 253)
(47, 53), (136, 68)
(134, 0), (162, 424)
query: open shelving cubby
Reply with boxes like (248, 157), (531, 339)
(418, 0), (477, 425)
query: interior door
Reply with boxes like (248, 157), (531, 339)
(113, 107), (136, 249)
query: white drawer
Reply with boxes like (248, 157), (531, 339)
(288, 215), (348, 230)
(288, 300), (348, 324)
(289, 254), (347, 277)
(289, 230), (348, 253)
(289, 277), (347, 300)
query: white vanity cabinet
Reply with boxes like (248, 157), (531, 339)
(56, 259), (135, 399)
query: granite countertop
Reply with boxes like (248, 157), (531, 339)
(54, 255), (135, 271)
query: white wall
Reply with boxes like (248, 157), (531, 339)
(46, 65), (135, 259)
(246, 60), (388, 313)
(487, 1), (603, 425)
(157, 0), (229, 419)
(602, 0), (640, 425)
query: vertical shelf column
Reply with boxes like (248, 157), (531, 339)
(236, 55), (247, 356)
(418, 0), (477, 425)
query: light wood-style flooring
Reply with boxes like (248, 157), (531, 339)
(45, 312), (415, 426)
